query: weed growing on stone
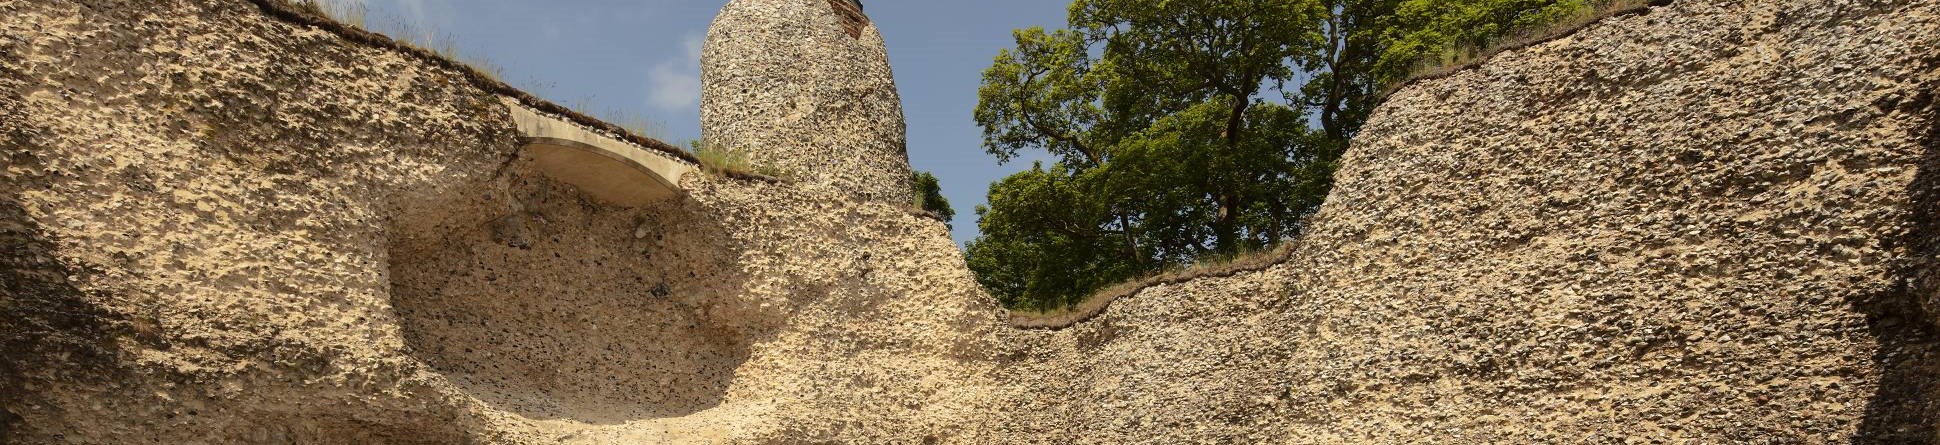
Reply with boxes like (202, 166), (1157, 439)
(294, 0), (365, 28)
(689, 140), (753, 176)
(1009, 243), (1296, 328)
(1387, 0), (1664, 96)
(293, 1), (505, 82)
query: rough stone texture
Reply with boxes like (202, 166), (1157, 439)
(993, 0), (1940, 442)
(700, 0), (915, 204)
(0, 1), (994, 443)
(4, 0), (1940, 443)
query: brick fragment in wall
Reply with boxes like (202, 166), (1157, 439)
(827, 0), (867, 39)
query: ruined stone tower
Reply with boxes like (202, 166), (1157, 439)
(700, 0), (915, 203)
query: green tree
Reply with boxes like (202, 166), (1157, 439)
(910, 170), (956, 227)
(970, 0), (1591, 309)
(1375, 0), (1593, 83)
(966, 164), (1134, 309)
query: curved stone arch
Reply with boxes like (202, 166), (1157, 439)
(502, 98), (695, 206)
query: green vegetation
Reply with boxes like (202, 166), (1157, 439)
(299, 0), (367, 28)
(292, 0), (505, 81)
(969, 0), (1603, 310)
(1378, 0), (1587, 83)
(688, 140), (793, 179)
(688, 140), (754, 176)
(573, 99), (674, 142)
(1008, 243), (1294, 327)
(910, 171), (956, 227)
(1386, 0), (1660, 88)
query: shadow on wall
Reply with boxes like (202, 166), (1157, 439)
(1856, 90), (1940, 444)
(0, 197), (129, 442)
(1, 172), (471, 445)
(386, 157), (750, 424)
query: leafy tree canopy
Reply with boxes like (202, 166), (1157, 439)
(910, 170), (956, 227)
(1375, 0), (1594, 83)
(970, 0), (1591, 310)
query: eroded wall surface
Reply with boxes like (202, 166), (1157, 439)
(0, 1), (997, 443)
(4, 0), (1940, 444)
(995, 0), (1940, 442)
(700, 0), (915, 204)
(0, 0), (523, 441)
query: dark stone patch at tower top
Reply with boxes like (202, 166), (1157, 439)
(828, 0), (868, 39)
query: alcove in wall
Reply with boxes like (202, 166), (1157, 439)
(384, 162), (747, 424)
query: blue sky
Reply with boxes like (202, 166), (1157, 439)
(321, 0), (1071, 244)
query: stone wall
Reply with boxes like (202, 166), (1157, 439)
(993, 0), (1940, 442)
(0, 0), (547, 441)
(0, 2), (990, 443)
(4, 0), (1939, 443)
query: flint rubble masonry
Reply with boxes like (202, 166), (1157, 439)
(700, 0), (915, 204)
(2, 0), (1938, 443)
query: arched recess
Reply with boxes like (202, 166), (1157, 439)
(503, 99), (694, 207)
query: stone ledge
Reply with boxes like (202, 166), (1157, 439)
(504, 98), (695, 206)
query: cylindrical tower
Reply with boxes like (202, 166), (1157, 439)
(700, 0), (914, 203)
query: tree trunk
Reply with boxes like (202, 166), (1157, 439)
(1216, 91), (1250, 255)
(1119, 213), (1143, 268)
(1213, 192), (1241, 255)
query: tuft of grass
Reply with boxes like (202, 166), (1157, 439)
(295, 1), (504, 82)
(687, 140), (793, 179)
(294, 0), (365, 28)
(1007, 242), (1298, 329)
(562, 97), (673, 141)
(691, 140), (749, 175)
(1385, 0), (1666, 97)
(610, 113), (670, 143)
(278, 0), (740, 176)
(690, 140), (756, 176)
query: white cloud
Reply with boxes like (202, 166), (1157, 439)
(646, 33), (704, 111)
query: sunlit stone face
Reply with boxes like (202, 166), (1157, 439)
(700, 0), (915, 204)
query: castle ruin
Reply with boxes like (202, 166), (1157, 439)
(700, 0), (914, 203)
(2, 0), (1938, 443)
